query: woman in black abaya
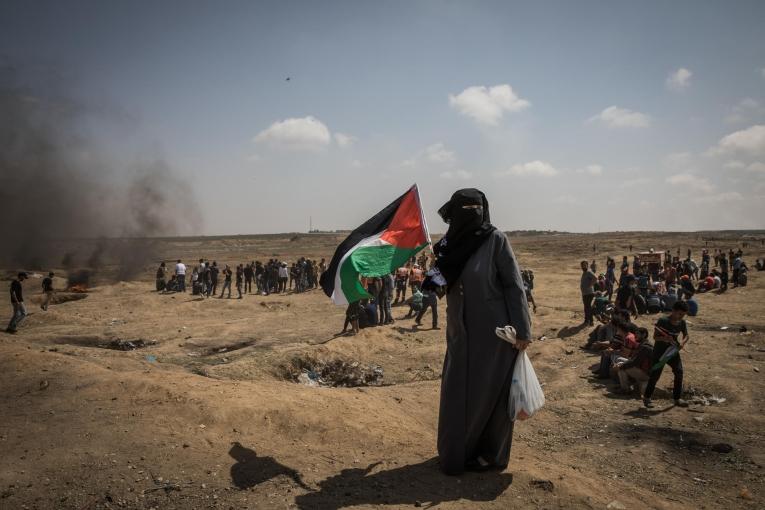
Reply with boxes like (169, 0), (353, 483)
(434, 189), (532, 475)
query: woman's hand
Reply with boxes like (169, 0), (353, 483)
(515, 339), (531, 351)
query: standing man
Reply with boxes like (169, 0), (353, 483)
(175, 259), (187, 292)
(719, 253), (729, 291)
(41, 272), (55, 311)
(235, 264), (244, 299)
(244, 263), (254, 294)
(605, 258), (616, 301)
(209, 261), (219, 297)
(219, 265), (232, 298)
(732, 253), (743, 287)
(156, 262), (167, 292)
(580, 260), (598, 327)
(278, 263), (289, 293)
(394, 264), (409, 304)
(381, 271), (395, 325)
(6, 272), (28, 334)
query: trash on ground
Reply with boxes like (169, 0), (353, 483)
(279, 354), (384, 387)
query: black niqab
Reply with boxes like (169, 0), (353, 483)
(434, 188), (496, 289)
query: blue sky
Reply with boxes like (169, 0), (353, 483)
(2, 0), (765, 234)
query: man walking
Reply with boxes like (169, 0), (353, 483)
(643, 301), (690, 408)
(415, 287), (439, 329)
(41, 272), (55, 311)
(580, 260), (598, 327)
(6, 272), (28, 334)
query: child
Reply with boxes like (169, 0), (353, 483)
(643, 301), (690, 408)
(406, 287), (423, 318)
(614, 334), (654, 396)
(342, 300), (361, 336)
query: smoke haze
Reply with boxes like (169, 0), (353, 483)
(0, 64), (201, 278)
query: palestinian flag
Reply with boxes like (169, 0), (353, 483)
(320, 184), (431, 305)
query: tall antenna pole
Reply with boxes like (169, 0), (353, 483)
(309, 216), (312, 233)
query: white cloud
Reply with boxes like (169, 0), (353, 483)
(334, 132), (357, 148)
(619, 177), (651, 189)
(724, 98), (765, 125)
(439, 169), (473, 180)
(695, 191), (744, 204)
(747, 162), (765, 173)
(403, 142), (457, 167)
(663, 152), (693, 170)
(710, 124), (765, 156)
(423, 143), (456, 165)
(576, 164), (603, 175)
(589, 106), (651, 128)
(723, 160), (746, 169)
(498, 160), (558, 177)
(350, 159), (362, 169)
(666, 68), (692, 91)
(254, 116), (332, 150)
(449, 84), (530, 125)
(666, 173), (714, 193)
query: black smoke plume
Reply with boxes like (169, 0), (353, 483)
(0, 64), (201, 279)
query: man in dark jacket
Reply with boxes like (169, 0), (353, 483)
(6, 272), (28, 333)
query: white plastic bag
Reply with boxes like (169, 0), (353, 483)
(508, 351), (545, 421)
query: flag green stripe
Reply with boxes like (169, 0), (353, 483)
(339, 243), (428, 303)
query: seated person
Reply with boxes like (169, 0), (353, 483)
(614, 335), (654, 395)
(165, 275), (179, 292)
(592, 320), (639, 379)
(362, 299), (378, 328)
(679, 274), (695, 298)
(586, 315), (617, 350)
(615, 276), (639, 318)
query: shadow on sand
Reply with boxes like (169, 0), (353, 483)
(229, 442), (311, 491)
(557, 323), (589, 338)
(294, 457), (513, 509)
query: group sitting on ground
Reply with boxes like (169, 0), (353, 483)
(581, 244), (755, 408)
(155, 257), (327, 299)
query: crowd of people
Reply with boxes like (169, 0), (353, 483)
(339, 253), (539, 336)
(341, 253), (434, 336)
(580, 246), (753, 408)
(155, 258), (327, 298)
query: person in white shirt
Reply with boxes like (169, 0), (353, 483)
(175, 259), (187, 292)
(278, 263), (289, 293)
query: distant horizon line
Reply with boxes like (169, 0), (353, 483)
(42, 228), (765, 242)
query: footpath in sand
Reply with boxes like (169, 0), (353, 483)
(1, 232), (763, 509)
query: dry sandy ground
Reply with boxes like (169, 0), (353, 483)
(1, 232), (763, 510)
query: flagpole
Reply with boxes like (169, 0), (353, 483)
(412, 183), (432, 246)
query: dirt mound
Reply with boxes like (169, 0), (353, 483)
(30, 292), (88, 305)
(53, 335), (156, 350)
(278, 353), (384, 387)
